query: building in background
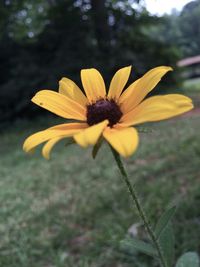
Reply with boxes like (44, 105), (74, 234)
(177, 55), (200, 79)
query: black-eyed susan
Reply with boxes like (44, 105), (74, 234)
(23, 66), (193, 159)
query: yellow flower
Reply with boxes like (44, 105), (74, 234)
(23, 66), (193, 159)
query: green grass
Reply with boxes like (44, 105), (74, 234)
(0, 93), (200, 267)
(183, 77), (200, 92)
(183, 78), (200, 108)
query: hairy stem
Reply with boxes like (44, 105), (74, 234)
(111, 148), (168, 267)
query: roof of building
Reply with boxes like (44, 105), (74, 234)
(177, 55), (200, 67)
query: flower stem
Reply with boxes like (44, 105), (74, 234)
(111, 148), (168, 267)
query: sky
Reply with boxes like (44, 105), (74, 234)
(145, 0), (192, 15)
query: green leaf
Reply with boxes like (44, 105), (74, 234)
(154, 206), (176, 266)
(92, 137), (103, 159)
(175, 252), (200, 267)
(159, 222), (175, 267)
(155, 206), (176, 239)
(120, 238), (157, 258)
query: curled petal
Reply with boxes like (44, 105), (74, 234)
(23, 123), (87, 153)
(59, 77), (88, 107)
(42, 137), (64, 160)
(74, 120), (108, 147)
(103, 127), (139, 157)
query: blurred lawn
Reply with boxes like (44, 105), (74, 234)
(0, 91), (200, 267)
(184, 77), (200, 92)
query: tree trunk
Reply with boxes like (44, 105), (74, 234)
(90, 0), (111, 53)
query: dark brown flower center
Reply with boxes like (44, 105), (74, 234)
(87, 99), (123, 127)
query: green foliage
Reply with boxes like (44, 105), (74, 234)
(139, 205), (178, 267)
(154, 206), (177, 266)
(155, 206), (176, 239)
(0, 0), (181, 123)
(149, 0), (200, 59)
(92, 137), (103, 159)
(178, 0), (200, 57)
(158, 223), (175, 267)
(120, 237), (157, 257)
(8, 0), (49, 42)
(176, 252), (200, 267)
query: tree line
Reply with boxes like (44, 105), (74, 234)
(0, 0), (199, 123)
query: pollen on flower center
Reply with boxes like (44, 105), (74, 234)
(87, 99), (123, 127)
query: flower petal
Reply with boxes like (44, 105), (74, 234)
(42, 137), (64, 160)
(108, 66), (132, 100)
(119, 66), (173, 113)
(32, 90), (86, 120)
(103, 127), (139, 157)
(81, 68), (106, 103)
(23, 123), (87, 153)
(120, 94), (193, 126)
(74, 120), (108, 147)
(59, 77), (88, 106)
(163, 94), (193, 104)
